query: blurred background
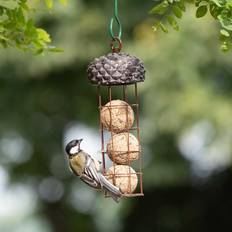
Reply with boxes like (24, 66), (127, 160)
(0, 0), (232, 231)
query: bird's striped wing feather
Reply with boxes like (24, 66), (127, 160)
(83, 152), (101, 186)
(80, 174), (99, 188)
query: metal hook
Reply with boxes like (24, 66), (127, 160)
(109, 0), (122, 39)
(111, 37), (122, 53)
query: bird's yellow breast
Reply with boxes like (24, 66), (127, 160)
(69, 154), (86, 176)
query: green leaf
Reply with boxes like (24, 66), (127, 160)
(0, 0), (18, 9)
(210, 0), (222, 7)
(25, 19), (37, 38)
(20, 2), (29, 11)
(149, 1), (169, 15)
(226, 0), (232, 8)
(221, 43), (229, 52)
(0, 6), (4, 15)
(0, 24), (4, 32)
(16, 8), (25, 25)
(167, 16), (179, 31)
(44, 0), (53, 9)
(172, 5), (182, 18)
(196, 6), (208, 18)
(218, 15), (232, 31)
(152, 22), (160, 32)
(0, 34), (8, 41)
(177, 1), (186, 12)
(37, 28), (51, 43)
(160, 22), (168, 33)
(198, 1), (209, 6)
(209, 4), (219, 19)
(220, 29), (230, 37)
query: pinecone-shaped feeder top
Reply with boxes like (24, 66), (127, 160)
(87, 53), (146, 86)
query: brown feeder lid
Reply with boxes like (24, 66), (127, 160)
(87, 53), (146, 86)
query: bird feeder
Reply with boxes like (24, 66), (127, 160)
(87, 50), (145, 197)
(86, 0), (145, 198)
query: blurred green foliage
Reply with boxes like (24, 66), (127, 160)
(150, 0), (232, 51)
(0, 1), (232, 232)
(2, 0), (232, 53)
(0, 0), (65, 53)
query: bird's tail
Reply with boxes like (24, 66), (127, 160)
(98, 173), (122, 203)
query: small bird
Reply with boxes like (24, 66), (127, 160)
(65, 139), (122, 202)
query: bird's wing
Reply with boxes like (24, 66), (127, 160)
(80, 152), (122, 202)
(80, 174), (99, 188)
(82, 152), (102, 187)
(93, 158), (101, 172)
(85, 154), (101, 185)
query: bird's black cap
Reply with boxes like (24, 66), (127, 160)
(65, 139), (83, 155)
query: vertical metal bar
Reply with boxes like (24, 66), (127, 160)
(123, 85), (132, 194)
(135, 83), (143, 194)
(98, 86), (106, 174)
(122, 85), (126, 101)
(108, 86), (116, 185)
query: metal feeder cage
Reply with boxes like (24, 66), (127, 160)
(87, 51), (146, 198)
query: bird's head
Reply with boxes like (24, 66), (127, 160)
(65, 139), (83, 157)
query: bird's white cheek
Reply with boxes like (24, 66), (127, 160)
(70, 145), (79, 155)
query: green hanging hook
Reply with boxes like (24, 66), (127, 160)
(109, 0), (122, 39)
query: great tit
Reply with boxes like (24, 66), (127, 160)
(65, 139), (122, 202)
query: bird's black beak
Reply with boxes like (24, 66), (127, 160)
(79, 139), (83, 143)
